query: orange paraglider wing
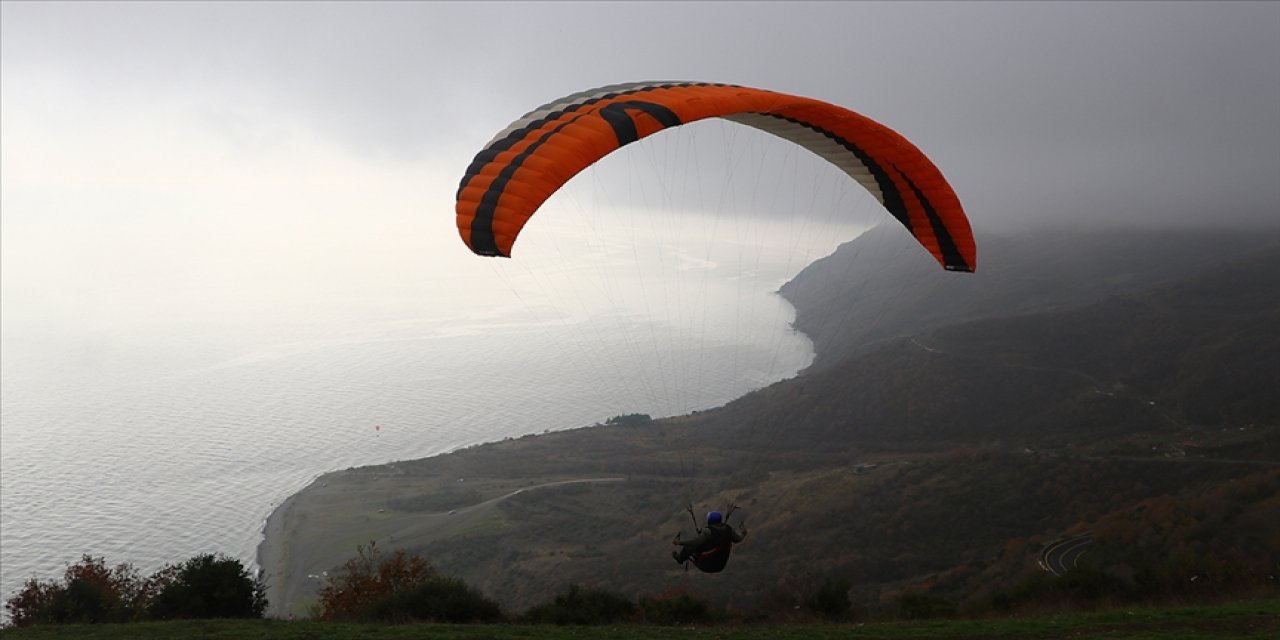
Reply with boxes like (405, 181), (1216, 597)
(456, 81), (975, 272)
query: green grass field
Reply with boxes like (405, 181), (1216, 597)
(3, 599), (1276, 640)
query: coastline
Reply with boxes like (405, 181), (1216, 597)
(251, 228), (856, 618)
(255, 478), (309, 618)
(253, 277), (827, 617)
(254, 316), (821, 614)
(253, 435), (644, 618)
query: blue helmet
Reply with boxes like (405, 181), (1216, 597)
(706, 511), (723, 525)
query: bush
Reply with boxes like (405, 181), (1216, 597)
(896, 592), (957, 619)
(147, 554), (266, 619)
(366, 576), (502, 623)
(1056, 566), (1132, 601)
(4, 556), (145, 626)
(603, 413), (652, 427)
(523, 584), (635, 625)
(5, 578), (61, 627)
(804, 576), (853, 619)
(986, 566), (1134, 612)
(638, 588), (713, 625)
(315, 541), (437, 621)
(5, 553), (264, 626)
(315, 541), (498, 624)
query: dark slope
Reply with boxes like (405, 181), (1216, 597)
(702, 229), (1280, 448)
(780, 225), (1280, 368)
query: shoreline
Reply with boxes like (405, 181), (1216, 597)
(255, 476), (316, 618)
(254, 446), (638, 618)
(251, 229), (847, 618)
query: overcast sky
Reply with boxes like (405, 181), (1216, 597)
(2, 1), (1278, 341)
(6, 1), (1278, 220)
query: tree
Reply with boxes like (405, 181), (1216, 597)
(317, 537), (481, 622)
(603, 414), (653, 428)
(147, 554), (266, 619)
(4, 556), (144, 626)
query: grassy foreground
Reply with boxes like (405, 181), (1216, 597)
(2, 599), (1276, 640)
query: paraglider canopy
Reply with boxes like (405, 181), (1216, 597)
(456, 81), (975, 273)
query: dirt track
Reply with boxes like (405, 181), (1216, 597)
(257, 475), (625, 618)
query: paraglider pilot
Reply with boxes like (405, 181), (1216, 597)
(672, 508), (746, 572)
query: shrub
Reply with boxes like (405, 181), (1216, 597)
(4, 556), (144, 626)
(1055, 566), (1132, 601)
(638, 588), (713, 625)
(365, 576), (502, 623)
(147, 554), (266, 619)
(315, 541), (437, 621)
(986, 566), (1134, 612)
(523, 584), (635, 625)
(896, 592), (957, 619)
(603, 413), (652, 427)
(804, 576), (853, 619)
(5, 578), (61, 627)
(315, 542), (496, 624)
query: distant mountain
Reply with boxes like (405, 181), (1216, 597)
(712, 226), (1280, 447)
(261, 225), (1280, 617)
(780, 225), (1280, 369)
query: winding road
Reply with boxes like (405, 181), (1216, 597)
(1039, 532), (1094, 576)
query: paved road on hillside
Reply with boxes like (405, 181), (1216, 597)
(1039, 532), (1094, 576)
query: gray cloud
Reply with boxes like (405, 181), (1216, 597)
(4, 1), (1277, 230)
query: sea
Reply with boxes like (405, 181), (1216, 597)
(0, 201), (865, 612)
